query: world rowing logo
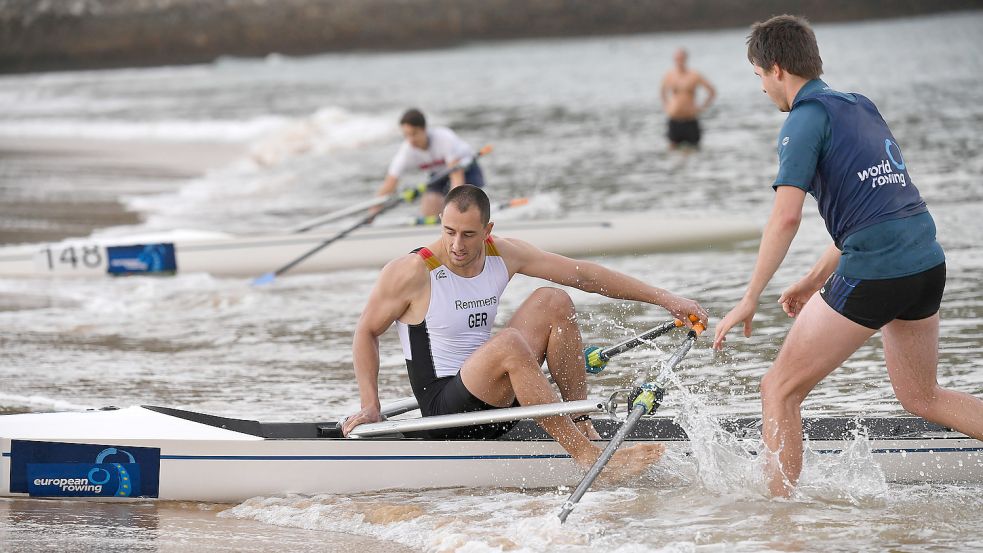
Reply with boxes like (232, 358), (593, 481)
(856, 138), (908, 189)
(885, 139), (906, 170)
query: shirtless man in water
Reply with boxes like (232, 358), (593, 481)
(343, 185), (708, 477)
(660, 48), (716, 149)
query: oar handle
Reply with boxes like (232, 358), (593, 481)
(583, 318), (685, 374)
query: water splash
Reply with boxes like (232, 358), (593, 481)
(662, 366), (889, 503)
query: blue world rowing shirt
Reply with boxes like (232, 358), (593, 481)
(774, 79), (944, 279)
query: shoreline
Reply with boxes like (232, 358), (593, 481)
(1, 1), (980, 73)
(0, 136), (245, 245)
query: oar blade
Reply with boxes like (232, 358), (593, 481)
(252, 272), (277, 286)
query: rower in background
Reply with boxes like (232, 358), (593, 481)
(374, 108), (486, 219)
(343, 185), (708, 477)
(660, 48), (716, 151)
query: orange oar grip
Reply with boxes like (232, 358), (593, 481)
(687, 314), (706, 335)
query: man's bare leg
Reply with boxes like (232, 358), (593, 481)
(507, 287), (600, 439)
(760, 294), (875, 496)
(420, 191), (443, 218)
(461, 322), (664, 475)
(460, 328), (601, 467)
(883, 314), (983, 439)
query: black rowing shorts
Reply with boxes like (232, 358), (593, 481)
(409, 362), (517, 440)
(667, 118), (701, 146)
(820, 263), (945, 330)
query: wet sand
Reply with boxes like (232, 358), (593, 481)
(0, 137), (244, 245)
(0, 498), (416, 552)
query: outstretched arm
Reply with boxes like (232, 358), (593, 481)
(342, 256), (426, 435)
(699, 74), (717, 112)
(659, 74), (671, 109)
(713, 185), (806, 349)
(499, 237), (708, 327)
(375, 174), (399, 197)
(779, 242), (840, 317)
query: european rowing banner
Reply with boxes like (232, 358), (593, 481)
(9, 440), (160, 498)
(106, 243), (177, 275)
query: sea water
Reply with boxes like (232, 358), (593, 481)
(1, 11), (982, 553)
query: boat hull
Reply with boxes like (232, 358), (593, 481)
(0, 212), (760, 278)
(2, 406), (980, 502)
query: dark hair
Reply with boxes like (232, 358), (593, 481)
(399, 108), (426, 129)
(444, 185), (490, 225)
(747, 15), (823, 79)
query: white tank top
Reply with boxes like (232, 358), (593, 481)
(397, 238), (510, 378)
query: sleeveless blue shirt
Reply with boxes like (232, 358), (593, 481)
(774, 80), (944, 279)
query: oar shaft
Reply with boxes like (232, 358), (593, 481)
(288, 144), (491, 234)
(271, 212), (374, 277)
(560, 323), (704, 523)
(651, 330), (698, 388)
(599, 320), (681, 360)
(287, 195), (392, 233)
(558, 404), (646, 523)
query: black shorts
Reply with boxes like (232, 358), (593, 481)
(408, 361), (517, 439)
(426, 163), (486, 194)
(667, 119), (701, 146)
(820, 263), (945, 330)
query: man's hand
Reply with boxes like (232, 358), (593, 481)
(712, 297), (757, 350)
(663, 294), (709, 330)
(341, 405), (382, 436)
(778, 277), (822, 318)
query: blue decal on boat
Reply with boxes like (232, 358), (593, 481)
(106, 243), (177, 275)
(9, 441), (160, 498)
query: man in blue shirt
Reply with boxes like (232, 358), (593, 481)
(713, 15), (983, 497)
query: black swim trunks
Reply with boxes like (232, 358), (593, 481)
(820, 263), (945, 330)
(405, 350), (517, 439)
(667, 118), (701, 146)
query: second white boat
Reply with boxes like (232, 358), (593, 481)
(0, 211), (759, 278)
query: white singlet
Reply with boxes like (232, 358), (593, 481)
(397, 239), (509, 379)
(386, 126), (475, 178)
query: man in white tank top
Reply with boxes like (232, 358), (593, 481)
(373, 108), (485, 218)
(343, 186), (708, 477)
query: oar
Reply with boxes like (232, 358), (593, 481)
(286, 195), (396, 234)
(558, 315), (705, 524)
(286, 144), (493, 234)
(583, 319), (683, 374)
(252, 146), (492, 285)
(395, 197), (531, 228)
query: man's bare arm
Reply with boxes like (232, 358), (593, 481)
(498, 237), (708, 326)
(660, 74), (671, 108)
(343, 256), (426, 435)
(699, 74), (717, 112)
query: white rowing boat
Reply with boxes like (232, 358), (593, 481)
(0, 212), (759, 278)
(2, 404), (980, 502)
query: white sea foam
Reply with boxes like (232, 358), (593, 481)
(0, 392), (93, 411)
(247, 106), (392, 167)
(0, 117), (288, 143)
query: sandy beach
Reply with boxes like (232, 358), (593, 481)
(0, 136), (244, 244)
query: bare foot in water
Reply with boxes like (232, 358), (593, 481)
(598, 443), (666, 483)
